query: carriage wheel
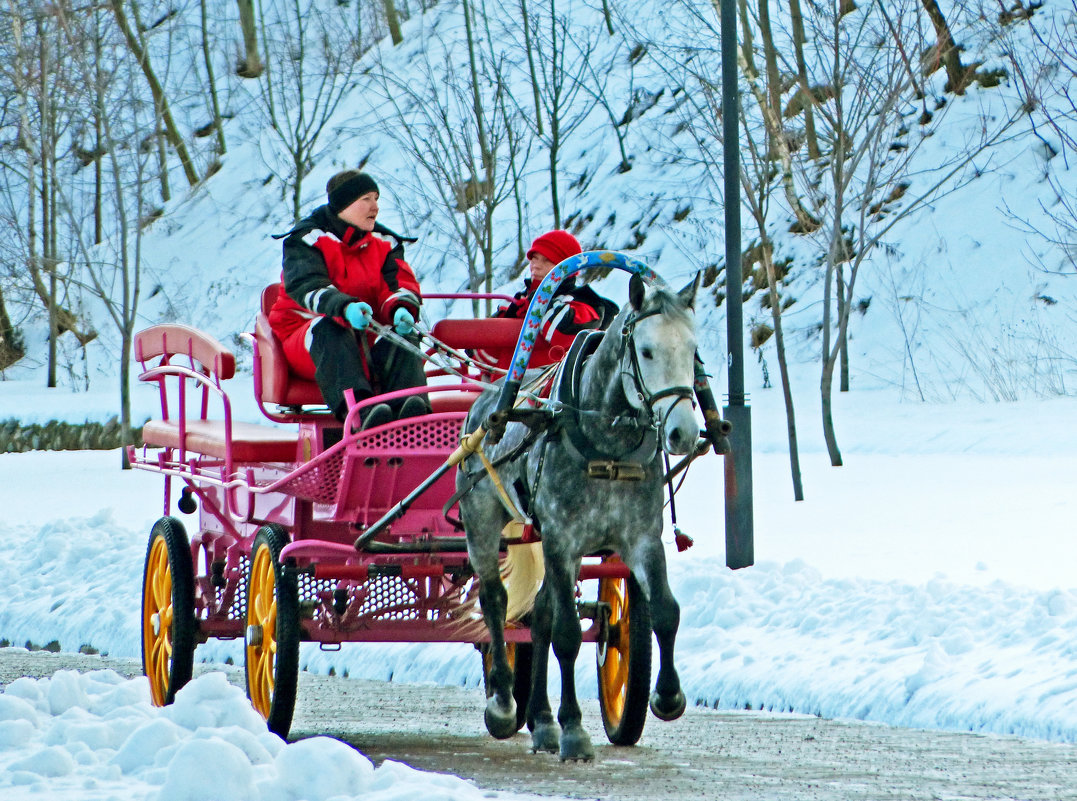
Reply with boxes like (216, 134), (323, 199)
(245, 525), (300, 739)
(596, 574), (652, 745)
(482, 641), (533, 734)
(142, 517), (197, 706)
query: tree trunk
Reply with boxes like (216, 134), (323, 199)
(787, 0), (821, 159)
(520, 0), (544, 136)
(94, 13), (104, 244)
(36, 21), (58, 388)
(0, 284), (25, 369)
(757, 0), (781, 122)
(235, 0), (264, 78)
(920, 0), (973, 94)
(736, 34), (820, 233)
(383, 0), (403, 45)
(838, 261), (849, 391)
(821, 215), (846, 466)
(547, 2), (562, 228)
(762, 241), (804, 500)
(201, 0), (227, 155)
(109, 0), (200, 186)
(600, 0), (614, 35)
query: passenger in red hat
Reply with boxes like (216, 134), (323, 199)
(489, 230), (619, 369)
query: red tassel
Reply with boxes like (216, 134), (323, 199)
(674, 528), (694, 552)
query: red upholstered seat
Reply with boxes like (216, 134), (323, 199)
(255, 284), (325, 408)
(141, 419), (298, 463)
(430, 317), (522, 352)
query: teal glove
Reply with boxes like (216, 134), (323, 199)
(393, 307), (416, 335)
(344, 301), (373, 330)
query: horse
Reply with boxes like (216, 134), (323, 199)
(456, 272), (700, 761)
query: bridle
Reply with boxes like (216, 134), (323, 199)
(619, 308), (696, 433)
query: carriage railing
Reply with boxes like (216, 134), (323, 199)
(131, 385), (486, 517)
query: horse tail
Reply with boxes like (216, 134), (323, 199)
(502, 539), (545, 623)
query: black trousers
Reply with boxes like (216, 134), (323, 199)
(308, 320), (427, 421)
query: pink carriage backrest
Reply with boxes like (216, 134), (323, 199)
(255, 284), (323, 407)
(135, 324), (236, 380)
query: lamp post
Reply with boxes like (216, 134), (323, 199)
(720, 0), (754, 570)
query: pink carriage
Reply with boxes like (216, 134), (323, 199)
(129, 285), (649, 742)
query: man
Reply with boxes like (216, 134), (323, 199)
(268, 170), (429, 428)
(490, 230), (619, 368)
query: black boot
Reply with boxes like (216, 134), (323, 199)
(357, 403), (393, 431)
(397, 395), (431, 420)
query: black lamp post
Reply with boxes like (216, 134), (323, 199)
(720, 0), (754, 570)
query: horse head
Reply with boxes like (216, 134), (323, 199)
(620, 273), (701, 456)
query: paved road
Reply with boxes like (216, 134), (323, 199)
(5, 649), (1077, 800)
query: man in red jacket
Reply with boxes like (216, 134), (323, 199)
(268, 170), (428, 428)
(489, 230), (619, 369)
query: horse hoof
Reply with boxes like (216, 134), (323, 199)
(649, 689), (686, 721)
(485, 697), (518, 740)
(558, 725), (594, 762)
(530, 722), (560, 754)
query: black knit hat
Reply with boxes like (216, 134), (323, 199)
(327, 170), (379, 214)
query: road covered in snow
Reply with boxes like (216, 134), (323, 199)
(5, 649), (1077, 801)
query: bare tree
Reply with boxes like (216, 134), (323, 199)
(256, 0), (364, 223)
(638, 0), (805, 498)
(523, 0), (594, 228)
(108, 0), (200, 187)
(371, 4), (527, 315)
(4, 1), (98, 388)
(787, 0), (821, 159)
(52, 0), (158, 458)
(803, 1), (1022, 463)
(1003, 1), (1077, 273)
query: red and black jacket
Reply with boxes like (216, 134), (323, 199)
(268, 205), (421, 341)
(490, 278), (619, 368)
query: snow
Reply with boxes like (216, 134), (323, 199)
(4, 374), (1077, 799)
(0, 667), (535, 801)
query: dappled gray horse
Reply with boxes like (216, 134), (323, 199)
(457, 273), (700, 761)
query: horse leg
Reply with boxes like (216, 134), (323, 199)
(546, 559), (594, 761)
(463, 489), (518, 739)
(526, 581), (559, 754)
(628, 540), (686, 721)
(479, 573), (520, 738)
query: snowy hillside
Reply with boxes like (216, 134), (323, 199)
(3, 0), (1075, 417)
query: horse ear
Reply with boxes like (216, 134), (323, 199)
(678, 272), (702, 310)
(629, 273), (646, 311)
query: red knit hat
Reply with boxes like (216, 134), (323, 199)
(526, 230), (582, 265)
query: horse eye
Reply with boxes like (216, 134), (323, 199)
(641, 347), (654, 360)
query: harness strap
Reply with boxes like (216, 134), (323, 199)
(554, 331), (657, 463)
(476, 440), (528, 525)
(442, 403), (556, 528)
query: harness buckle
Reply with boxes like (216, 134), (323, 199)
(587, 460), (647, 481)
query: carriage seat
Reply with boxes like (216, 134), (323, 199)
(255, 284), (325, 409)
(136, 324), (299, 463)
(254, 285), (525, 415)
